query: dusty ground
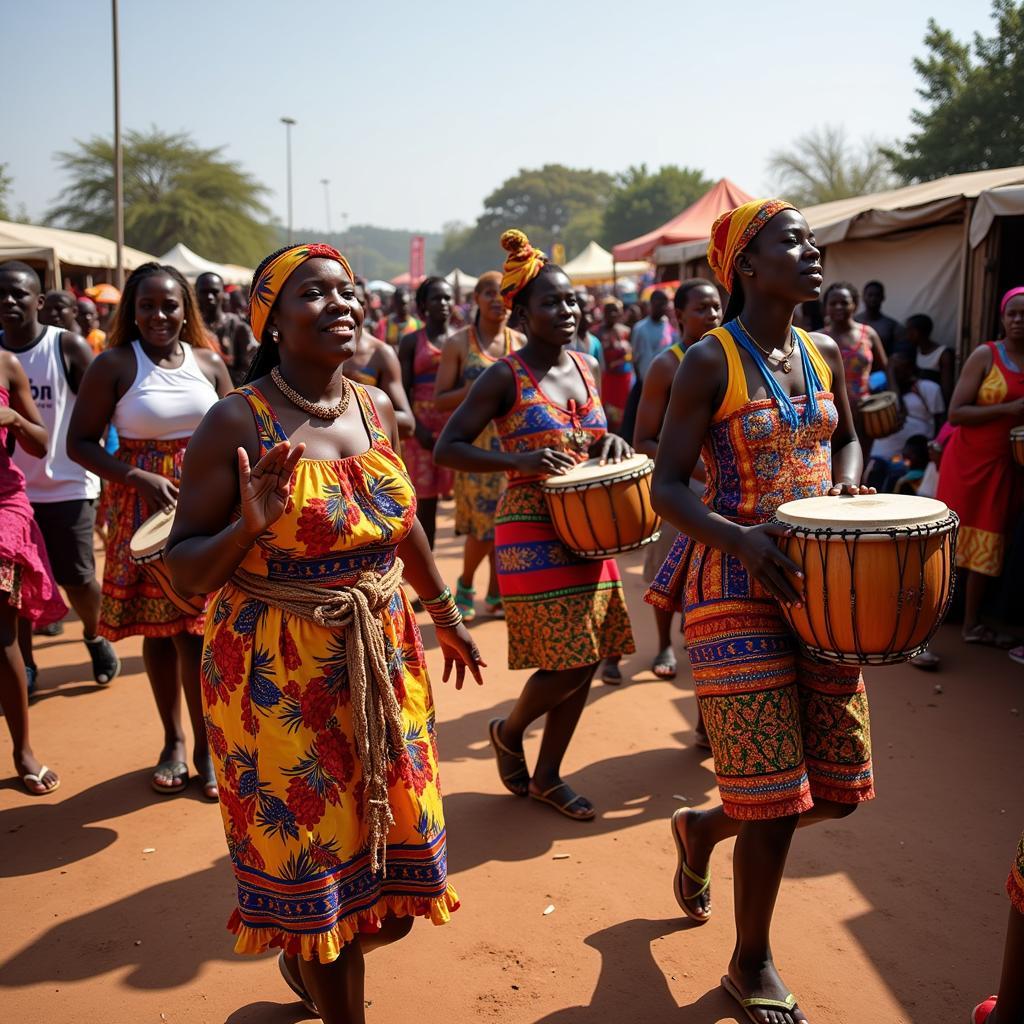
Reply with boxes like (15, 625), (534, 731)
(1, 506), (1021, 1024)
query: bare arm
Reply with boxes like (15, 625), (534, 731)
(194, 348), (234, 398)
(868, 326), (888, 373)
(433, 330), (470, 411)
(938, 348), (955, 410)
(1, 353), (48, 457)
(373, 344), (414, 437)
(948, 345), (1024, 424)
(633, 351), (676, 460)
(59, 331), (95, 393)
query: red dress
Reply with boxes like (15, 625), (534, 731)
(401, 330), (454, 500)
(937, 342), (1024, 575)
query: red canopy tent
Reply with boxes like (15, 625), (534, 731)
(611, 178), (755, 263)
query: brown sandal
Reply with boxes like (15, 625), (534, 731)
(488, 718), (529, 797)
(530, 782), (595, 821)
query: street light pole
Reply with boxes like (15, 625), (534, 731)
(111, 0), (124, 290)
(280, 117), (296, 243)
(320, 178), (331, 237)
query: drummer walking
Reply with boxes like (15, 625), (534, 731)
(647, 200), (874, 1024)
(435, 229), (634, 822)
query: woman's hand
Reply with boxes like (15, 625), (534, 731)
(731, 522), (804, 607)
(589, 433), (633, 465)
(827, 481), (877, 496)
(126, 468), (179, 515)
(515, 447), (577, 477)
(436, 622), (485, 690)
(0, 407), (22, 431)
(238, 441), (305, 538)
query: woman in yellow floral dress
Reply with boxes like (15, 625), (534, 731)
(167, 243), (482, 1023)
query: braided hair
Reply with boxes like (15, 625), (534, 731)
(107, 263), (214, 350)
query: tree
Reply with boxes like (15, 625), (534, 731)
(0, 164), (13, 221)
(47, 128), (274, 265)
(767, 126), (897, 206)
(600, 165), (712, 247)
(886, 0), (1024, 181)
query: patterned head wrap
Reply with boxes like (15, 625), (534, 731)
(706, 199), (795, 292)
(1000, 286), (1024, 315)
(249, 242), (353, 341)
(499, 229), (548, 310)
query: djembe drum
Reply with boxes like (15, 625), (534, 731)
(540, 453), (661, 559)
(772, 494), (958, 665)
(129, 508), (206, 616)
(857, 392), (903, 439)
(1012, 425), (1024, 467)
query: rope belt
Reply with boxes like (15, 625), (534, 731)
(230, 557), (406, 874)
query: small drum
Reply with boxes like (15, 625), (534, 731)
(541, 453), (661, 559)
(772, 494), (958, 666)
(1012, 425), (1024, 467)
(857, 392), (903, 439)
(129, 508), (206, 616)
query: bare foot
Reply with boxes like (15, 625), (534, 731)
(16, 751), (60, 795)
(724, 959), (808, 1024)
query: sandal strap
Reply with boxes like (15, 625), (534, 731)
(681, 861), (711, 896)
(540, 782), (583, 810)
(741, 993), (797, 1010)
(489, 720), (526, 761)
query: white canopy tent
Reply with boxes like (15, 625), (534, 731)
(445, 268), (478, 295)
(366, 279), (396, 294)
(158, 243), (252, 286)
(561, 241), (650, 285)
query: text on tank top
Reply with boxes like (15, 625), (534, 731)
(0, 324), (100, 502)
(113, 340), (218, 440)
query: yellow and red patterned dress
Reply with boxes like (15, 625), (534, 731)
(493, 350), (634, 670)
(202, 383), (458, 963)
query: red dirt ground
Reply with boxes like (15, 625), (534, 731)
(1, 507), (1021, 1023)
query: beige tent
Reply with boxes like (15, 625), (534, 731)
(0, 219), (156, 289)
(562, 241), (650, 285)
(445, 268), (478, 296)
(159, 243), (252, 286)
(653, 166), (1024, 355)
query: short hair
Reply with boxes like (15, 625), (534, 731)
(195, 271), (224, 288)
(823, 280), (859, 306)
(905, 313), (933, 336)
(0, 260), (41, 291)
(863, 280), (885, 295)
(44, 289), (75, 305)
(674, 278), (717, 311)
(474, 271), (501, 296)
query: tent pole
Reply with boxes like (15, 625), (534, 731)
(111, 0), (124, 291)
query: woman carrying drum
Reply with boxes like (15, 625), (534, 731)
(648, 199), (874, 1024)
(936, 286), (1024, 646)
(435, 229), (635, 822)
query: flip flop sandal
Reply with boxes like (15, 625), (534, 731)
(85, 636), (121, 686)
(600, 661), (623, 685)
(530, 782), (595, 821)
(671, 808), (711, 923)
(971, 996), (997, 1024)
(910, 649), (941, 671)
(455, 579), (476, 622)
(488, 718), (529, 797)
(195, 759), (219, 802)
(150, 760), (188, 795)
(721, 975), (800, 1023)
(484, 593), (505, 618)
(278, 952), (319, 1016)
(651, 649), (678, 679)
(21, 765), (60, 796)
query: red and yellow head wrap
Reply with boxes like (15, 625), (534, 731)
(706, 199), (795, 292)
(249, 242), (354, 341)
(499, 229), (548, 310)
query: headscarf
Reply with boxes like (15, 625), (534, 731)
(249, 242), (353, 341)
(706, 198), (795, 292)
(1000, 286), (1024, 315)
(499, 229), (548, 309)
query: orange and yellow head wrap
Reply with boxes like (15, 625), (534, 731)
(249, 242), (354, 341)
(706, 199), (795, 292)
(499, 229), (548, 310)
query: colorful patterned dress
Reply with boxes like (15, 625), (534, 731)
(646, 323), (873, 821)
(203, 384), (457, 963)
(1011, 831), (1024, 915)
(376, 315), (422, 349)
(402, 330), (454, 501)
(0, 386), (66, 627)
(493, 350), (634, 671)
(838, 323), (873, 403)
(936, 341), (1024, 575)
(598, 325), (634, 434)
(454, 326), (515, 541)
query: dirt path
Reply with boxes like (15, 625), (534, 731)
(1, 506), (1021, 1023)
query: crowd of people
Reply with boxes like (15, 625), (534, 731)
(0, 193), (1021, 1024)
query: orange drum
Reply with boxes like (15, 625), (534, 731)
(1012, 425), (1024, 467)
(772, 494), (958, 666)
(857, 391), (903, 439)
(540, 453), (661, 559)
(129, 509), (206, 616)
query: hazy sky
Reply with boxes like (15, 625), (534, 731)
(3, 0), (995, 238)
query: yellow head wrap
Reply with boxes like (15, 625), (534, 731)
(499, 229), (548, 310)
(249, 242), (354, 341)
(706, 199), (795, 292)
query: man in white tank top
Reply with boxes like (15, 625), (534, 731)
(0, 265), (120, 690)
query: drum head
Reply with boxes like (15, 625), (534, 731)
(1012, 425), (1024, 438)
(129, 508), (176, 558)
(858, 392), (897, 412)
(775, 493), (950, 530)
(542, 452), (651, 489)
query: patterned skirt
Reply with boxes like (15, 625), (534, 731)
(1010, 832), (1024, 914)
(98, 437), (206, 640)
(402, 400), (453, 501)
(454, 423), (505, 541)
(494, 482), (634, 671)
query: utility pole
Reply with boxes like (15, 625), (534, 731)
(280, 117), (296, 242)
(320, 178), (331, 238)
(111, 0), (124, 289)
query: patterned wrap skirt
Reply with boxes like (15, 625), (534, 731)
(98, 437), (206, 640)
(1010, 832), (1024, 914)
(454, 421), (505, 541)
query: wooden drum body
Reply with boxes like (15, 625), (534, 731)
(773, 494), (958, 665)
(129, 508), (206, 616)
(540, 453), (661, 559)
(1012, 425), (1024, 467)
(858, 392), (903, 439)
